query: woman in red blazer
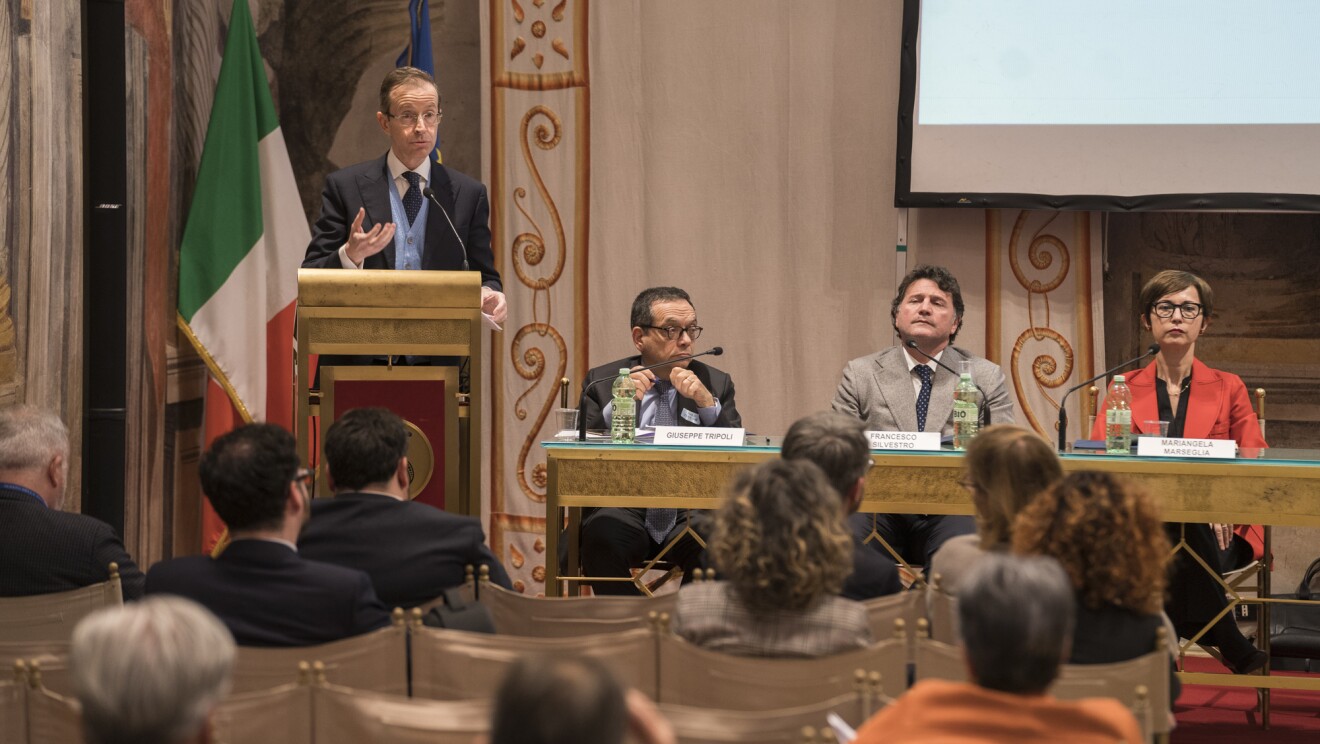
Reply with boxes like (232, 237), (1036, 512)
(1091, 269), (1267, 674)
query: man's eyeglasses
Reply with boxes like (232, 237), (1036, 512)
(387, 110), (442, 128)
(1151, 301), (1204, 320)
(641, 324), (703, 341)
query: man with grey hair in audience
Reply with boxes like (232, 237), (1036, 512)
(780, 411), (901, 600)
(0, 405), (144, 598)
(72, 595), (235, 744)
(851, 553), (1142, 744)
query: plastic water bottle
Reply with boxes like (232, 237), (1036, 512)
(1104, 375), (1133, 454)
(610, 368), (637, 444)
(952, 372), (980, 450)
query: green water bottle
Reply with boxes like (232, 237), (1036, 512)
(610, 369), (636, 444)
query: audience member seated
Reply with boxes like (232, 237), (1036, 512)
(853, 554), (1142, 744)
(930, 425), (1061, 593)
(298, 407), (511, 607)
(147, 423), (391, 646)
(1013, 470), (1180, 706)
(489, 656), (675, 744)
(671, 459), (873, 657)
(0, 405), (144, 599)
(71, 595), (235, 744)
(780, 411), (901, 600)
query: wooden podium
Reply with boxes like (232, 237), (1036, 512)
(295, 269), (484, 516)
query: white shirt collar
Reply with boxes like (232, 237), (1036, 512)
(902, 345), (944, 373)
(386, 149), (432, 185)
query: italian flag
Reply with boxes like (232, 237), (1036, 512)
(177, 0), (306, 552)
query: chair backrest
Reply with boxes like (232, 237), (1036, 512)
(7, 649), (74, 698)
(1, 678), (25, 744)
(863, 591), (920, 662)
(313, 683), (490, 744)
(924, 588), (960, 645)
(655, 633), (906, 712)
(472, 582), (679, 637)
(212, 683), (313, 744)
(1053, 648), (1170, 737)
(912, 635), (968, 684)
(24, 685), (81, 744)
(0, 567), (123, 643)
(410, 625), (659, 701)
(661, 693), (867, 744)
(231, 622), (408, 695)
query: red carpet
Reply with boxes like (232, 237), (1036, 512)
(1172, 657), (1320, 742)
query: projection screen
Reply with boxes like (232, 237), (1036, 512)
(895, 0), (1320, 210)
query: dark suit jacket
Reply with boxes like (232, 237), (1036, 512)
(842, 534), (903, 601)
(0, 487), (145, 599)
(1089, 358), (1266, 446)
(301, 153), (501, 291)
(1071, 600), (1180, 708)
(298, 492), (511, 609)
(833, 345), (1015, 436)
(145, 539), (390, 647)
(581, 356), (742, 430)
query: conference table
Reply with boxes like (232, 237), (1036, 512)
(543, 437), (1320, 697)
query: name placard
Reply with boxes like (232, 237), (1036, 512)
(1136, 437), (1236, 459)
(653, 426), (746, 447)
(867, 431), (941, 451)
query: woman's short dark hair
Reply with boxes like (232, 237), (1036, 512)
(1138, 269), (1214, 326)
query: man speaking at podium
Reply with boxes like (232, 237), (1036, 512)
(301, 66), (506, 325)
(832, 265), (1015, 572)
(576, 286), (741, 595)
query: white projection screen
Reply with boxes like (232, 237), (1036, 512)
(895, 0), (1320, 210)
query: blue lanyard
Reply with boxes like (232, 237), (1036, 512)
(0, 482), (46, 507)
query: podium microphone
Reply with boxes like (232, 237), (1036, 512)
(904, 340), (990, 428)
(577, 346), (725, 441)
(1056, 343), (1160, 453)
(421, 186), (470, 271)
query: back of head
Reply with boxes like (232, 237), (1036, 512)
(489, 656), (627, 744)
(963, 425), (1062, 548)
(323, 407), (408, 491)
(72, 596), (236, 744)
(197, 423), (299, 532)
(957, 553), (1074, 695)
(1012, 470), (1170, 615)
(711, 458), (853, 613)
(780, 411), (869, 503)
(0, 404), (68, 472)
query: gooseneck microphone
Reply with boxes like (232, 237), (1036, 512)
(421, 186), (470, 271)
(1056, 343), (1160, 453)
(576, 347), (725, 442)
(904, 340), (990, 428)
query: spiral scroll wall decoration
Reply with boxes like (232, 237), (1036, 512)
(511, 322), (568, 503)
(1006, 211), (1077, 436)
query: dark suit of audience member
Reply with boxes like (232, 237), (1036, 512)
(145, 422), (390, 647)
(299, 491), (511, 608)
(0, 406), (145, 600)
(146, 539), (389, 647)
(570, 287), (741, 595)
(298, 406), (512, 609)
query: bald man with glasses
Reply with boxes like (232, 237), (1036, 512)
(572, 286), (742, 595)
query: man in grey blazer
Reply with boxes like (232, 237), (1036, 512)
(832, 265), (1015, 571)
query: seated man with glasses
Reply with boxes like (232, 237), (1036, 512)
(147, 424), (391, 646)
(574, 286), (742, 595)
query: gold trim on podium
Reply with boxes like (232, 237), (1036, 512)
(296, 269), (483, 516)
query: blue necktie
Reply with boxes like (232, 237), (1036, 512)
(915, 365), (934, 433)
(645, 382), (678, 543)
(402, 171), (423, 225)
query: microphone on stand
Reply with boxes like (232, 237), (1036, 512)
(577, 347), (725, 442)
(1056, 343), (1160, 453)
(421, 186), (470, 271)
(904, 340), (991, 428)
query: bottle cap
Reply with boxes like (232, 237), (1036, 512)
(619, 368), (630, 375)
(1113, 374), (1125, 382)
(959, 372), (972, 379)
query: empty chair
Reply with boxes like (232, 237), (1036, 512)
(230, 620), (408, 695)
(1053, 647), (1172, 741)
(314, 683), (490, 744)
(662, 694), (867, 744)
(410, 624), (658, 701)
(656, 631), (905, 712)
(0, 564), (123, 643)
(862, 590), (920, 656)
(212, 683), (313, 744)
(475, 579), (678, 637)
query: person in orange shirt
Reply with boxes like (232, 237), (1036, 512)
(852, 553), (1142, 744)
(1090, 269), (1266, 673)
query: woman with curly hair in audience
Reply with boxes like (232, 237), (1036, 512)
(1013, 470), (1180, 705)
(930, 425), (1062, 593)
(670, 458), (872, 657)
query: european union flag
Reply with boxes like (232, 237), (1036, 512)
(397, 0), (440, 160)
